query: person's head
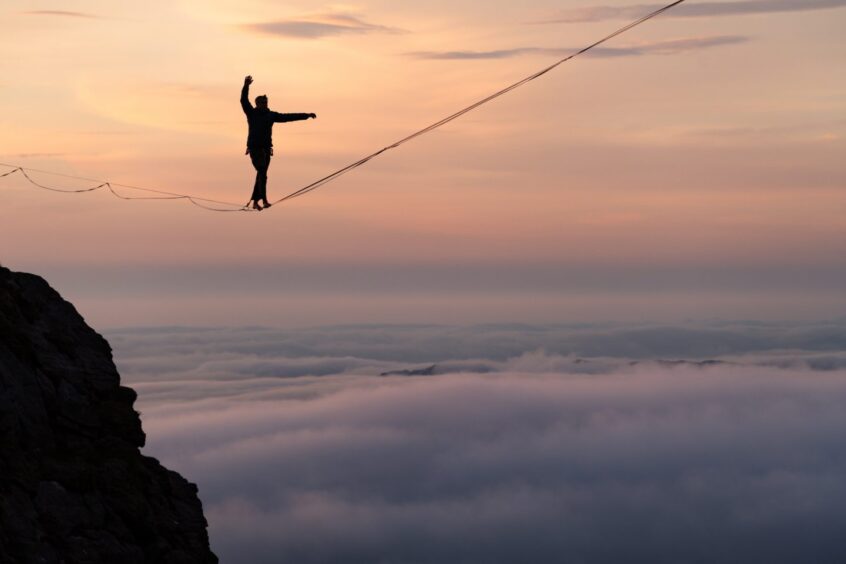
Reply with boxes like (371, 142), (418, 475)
(255, 95), (268, 109)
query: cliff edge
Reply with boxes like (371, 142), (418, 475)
(0, 266), (217, 563)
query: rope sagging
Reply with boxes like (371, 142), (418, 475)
(0, 164), (253, 212)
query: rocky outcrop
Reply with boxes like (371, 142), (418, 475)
(0, 266), (217, 563)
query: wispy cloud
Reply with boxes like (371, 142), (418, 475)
(2, 153), (70, 159)
(20, 10), (98, 19)
(408, 35), (749, 60)
(242, 13), (403, 39)
(541, 0), (846, 24)
(408, 48), (543, 61)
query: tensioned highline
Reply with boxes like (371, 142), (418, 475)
(0, 0), (687, 213)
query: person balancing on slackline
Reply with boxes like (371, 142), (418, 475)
(240, 75), (317, 210)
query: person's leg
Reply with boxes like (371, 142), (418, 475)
(249, 149), (268, 208)
(261, 152), (273, 207)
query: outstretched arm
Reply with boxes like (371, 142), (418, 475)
(272, 112), (317, 123)
(240, 75), (253, 114)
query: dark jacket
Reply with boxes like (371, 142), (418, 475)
(241, 84), (310, 153)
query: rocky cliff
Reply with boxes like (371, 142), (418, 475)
(0, 266), (217, 563)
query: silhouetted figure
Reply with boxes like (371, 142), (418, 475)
(241, 75), (316, 210)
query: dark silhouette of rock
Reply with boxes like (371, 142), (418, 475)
(380, 364), (437, 376)
(628, 359), (731, 368)
(0, 266), (217, 563)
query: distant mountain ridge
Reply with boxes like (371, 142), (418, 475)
(380, 364), (438, 376)
(0, 266), (217, 563)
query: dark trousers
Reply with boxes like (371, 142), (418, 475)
(249, 147), (272, 202)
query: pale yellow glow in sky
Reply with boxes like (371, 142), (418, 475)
(0, 0), (844, 325)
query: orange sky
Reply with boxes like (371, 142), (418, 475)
(1, 0), (844, 326)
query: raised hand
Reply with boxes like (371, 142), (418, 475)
(309, 113), (317, 119)
(244, 75), (253, 86)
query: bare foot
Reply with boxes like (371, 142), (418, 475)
(262, 200), (272, 209)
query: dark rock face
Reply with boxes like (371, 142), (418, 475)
(0, 267), (217, 563)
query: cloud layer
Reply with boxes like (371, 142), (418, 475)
(544, 0), (846, 23)
(112, 323), (846, 563)
(111, 321), (846, 371)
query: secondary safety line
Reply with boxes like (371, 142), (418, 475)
(0, 163), (251, 212)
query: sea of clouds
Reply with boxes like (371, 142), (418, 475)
(108, 322), (846, 563)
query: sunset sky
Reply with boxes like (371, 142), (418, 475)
(1, 0), (844, 326)
(3, 4), (845, 562)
